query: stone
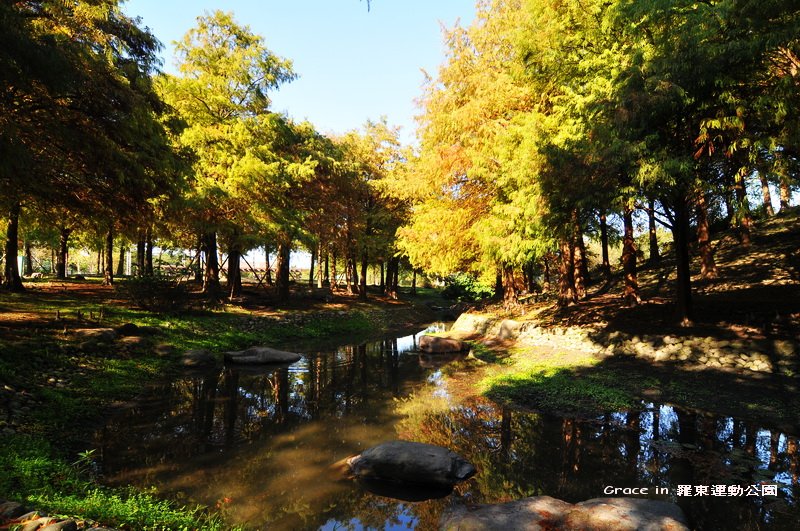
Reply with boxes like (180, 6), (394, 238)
(181, 349), (218, 368)
(497, 320), (522, 340)
(73, 328), (117, 343)
(564, 497), (689, 531)
(0, 501), (28, 519)
(154, 343), (177, 357)
(450, 314), (493, 335)
(40, 520), (78, 531)
(347, 440), (475, 487)
(224, 346), (302, 365)
(419, 335), (467, 354)
(22, 518), (57, 531)
(441, 496), (571, 530)
(72, 274), (85, 280)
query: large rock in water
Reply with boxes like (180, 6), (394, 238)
(224, 346), (302, 365)
(348, 440), (476, 487)
(441, 496), (689, 531)
(419, 335), (467, 354)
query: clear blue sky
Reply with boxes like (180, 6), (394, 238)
(122, 0), (476, 144)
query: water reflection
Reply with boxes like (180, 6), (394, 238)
(95, 327), (800, 530)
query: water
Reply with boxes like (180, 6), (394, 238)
(94, 327), (800, 530)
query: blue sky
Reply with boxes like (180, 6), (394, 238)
(123, 0), (476, 145)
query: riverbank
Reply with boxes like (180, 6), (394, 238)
(0, 282), (442, 530)
(443, 209), (800, 432)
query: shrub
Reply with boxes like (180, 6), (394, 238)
(116, 276), (189, 314)
(441, 273), (494, 301)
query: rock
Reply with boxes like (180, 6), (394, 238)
(441, 496), (688, 531)
(72, 274), (85, 280)
(22, 518), (57, 531)
(154, 343), (176, 357)
(442, 496), (571, 530)
(497, 320), (522, 340)
(564, 497), (689, 531)
(114, 323), (139, 336)
(347, 440), (475, 487)
(40, 520), (78, 531)
(451, 314), (493, 335)
(224, 346), (302, 365)
(119, 336), (150, 351)
(419, 335), (467, 354)
(181, 349), (218, 368)
(73, 328), (117, 343)
(0, 500), (28, 519)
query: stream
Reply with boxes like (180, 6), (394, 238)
(94, 326), (800, 530)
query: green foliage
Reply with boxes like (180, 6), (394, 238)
(0, 434), (230, 530)
(441, 273), (494, 302)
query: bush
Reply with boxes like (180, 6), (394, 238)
(441, 273), (494, 302)
(116, 276), (189, 314)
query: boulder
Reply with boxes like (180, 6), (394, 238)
(181, 349), (218, 369)
(441, 496), (689, 531)
(564, 497), (689, 531)
(40, 520), (78, 531)
(224, 346), (302, 365)
(347, 440), (476, 487)
(419, 335), (467, 354)
(441, 496), (571, 530)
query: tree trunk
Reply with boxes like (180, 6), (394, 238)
(331, 249), (338, 291)
(323, 251), (330, 287)
(23, 240), (32, 276)
(96, 248), (102, 276)
(572, 211), (586, 299)
(779, 174), (791, 211)
(622, 203), (640, 306)
(543, 255), (551, 291)
(385, 256), (399, 299)
(672, 198), (694, 325)
(502, 265), (518, 306)
(733, 169), (752, 246)
(309, 246), (316, 286)
(137, 235), (146, 277)
(347, 251), (359, 295)
(359, 251), (368, 301)
(202, 231), (221, 296)
(316, 243), (324, 289)
(379, 260), (385, 292)
(275, 240), (291, 302)
(696, 191), (718, 279)
(115, 242), (125, 277)
(103, 224), (114, 285)
(599, 212), (611, 280)
(50, 248), (55, 274)
(758, 171), (775, 217)
(558, 238), (576, 307)
(494, 269), (504, 300)
(145, 227), (154, 275)
(411, 269), (417, 296)
(3, 202), (24, 291)
(264, 245), (273, 286)
(647, 199), (660, 265)
(56, 227), (71, 280)
(228, 243), (242, 299)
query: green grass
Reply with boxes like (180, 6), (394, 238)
(0, 435), (236, 530)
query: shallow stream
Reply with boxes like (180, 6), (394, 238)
(94, 326), (800, 530)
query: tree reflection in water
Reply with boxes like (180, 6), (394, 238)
(95, 328), (800, 530)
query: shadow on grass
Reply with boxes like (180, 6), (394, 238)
(483, 355), (800, 432)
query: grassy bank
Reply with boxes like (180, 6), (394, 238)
(462, 209), (800, 430)
(0, 282), (438, 529)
